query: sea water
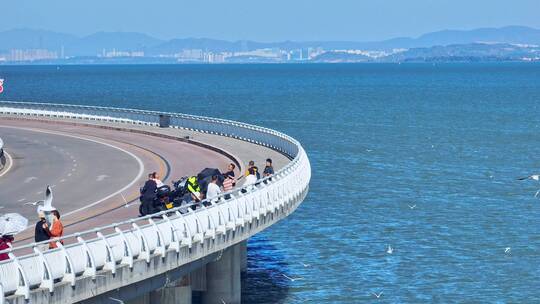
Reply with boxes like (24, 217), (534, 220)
(2, 63), (540, 303)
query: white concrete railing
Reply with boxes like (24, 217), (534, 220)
(0, 101), (311, 303)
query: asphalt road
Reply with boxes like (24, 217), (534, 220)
(0, 118), (237, 244)
(0, 125), (142, 220)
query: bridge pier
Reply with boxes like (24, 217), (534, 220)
(240, 240), (248, 273)
(150, 282), (192, 304)
(200, 243), (242, 304)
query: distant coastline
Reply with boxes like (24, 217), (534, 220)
(1, 26), (540, 64)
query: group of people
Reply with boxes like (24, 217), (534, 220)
(0, 205), (64, 261)
(34, 207), (64, 251)
(1, 159), (275, 261)
(243, 158), (274, 190)
(139, 158), (275, 215)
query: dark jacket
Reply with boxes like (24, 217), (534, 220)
(141, 179), (158, 199)
(0, 236), (14, 261)
(35, 219), (50, 243)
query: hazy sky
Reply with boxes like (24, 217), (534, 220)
(3, 0), (540, 41)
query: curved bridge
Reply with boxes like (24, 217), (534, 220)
(0, 101), (311, 304)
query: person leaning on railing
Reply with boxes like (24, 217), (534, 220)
(34, 208), (51, 252)
(186, 176), (203, 209)
(46, 210), (64, 249)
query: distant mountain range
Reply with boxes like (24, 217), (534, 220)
(1, 26), (540, 57)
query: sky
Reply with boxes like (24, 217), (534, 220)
(2, 0), (540, 42)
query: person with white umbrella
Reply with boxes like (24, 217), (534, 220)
(0, 213), (29, 261)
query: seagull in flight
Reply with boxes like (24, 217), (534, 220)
(386, 245), (393, 254)
(282, 274), (304, 282)
(299, 262), (311, 267)
(24, 200), (43, 206)
(505, 247), (511, 254)
(518, 175), (540, 181)
(372, 291), (383, 298)
(408, 204), (416, 209)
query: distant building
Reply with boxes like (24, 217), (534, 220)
(175, 49), (204, 62)
(100, 49), (145, 58)
(8, 49), (58, 62)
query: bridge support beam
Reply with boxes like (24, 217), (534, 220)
(201, 243), (242, 304)
(240, 240), (248, 273)
(150, 284), (192, 304)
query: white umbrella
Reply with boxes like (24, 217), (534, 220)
(0, 213), (29, 235)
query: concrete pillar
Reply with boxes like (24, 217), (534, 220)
(201, 244), (241, 304)
(189, 265), (207, 291)
(239, 240), (248, 273)
(145, 276), (192, 304)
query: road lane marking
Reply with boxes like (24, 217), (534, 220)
(96, 174), (109, 182)
(24, 176), (38, 183)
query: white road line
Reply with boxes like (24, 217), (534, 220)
(0, 150), (14, 178)
(24, 176), (38, 183)
(0, 125), (145, 218)
(96, 174), (109, 182)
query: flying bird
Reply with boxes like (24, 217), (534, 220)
(518, 175), (540, 181)
(372, 291), (383, 298)
(386, 245), (393, 254)
(299, 262), (311, 267)
(505, 247), (511, 254)
(24, 200), (43, 206)
(408, 204), (416, 209)
(282, 274), (304, 282)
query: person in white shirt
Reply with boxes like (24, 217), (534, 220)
(243, 167), (258, 192)
(152, 172), (164, 187)
(206, 175), (222, 203)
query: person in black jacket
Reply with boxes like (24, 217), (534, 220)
(140, 173), (158, 216)
(34, 209), (50, 252)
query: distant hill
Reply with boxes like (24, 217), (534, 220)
(1, 26), (540, 57)
(312, 52), (371, 63)
(0, 29), (164, 56)
(75, 32), (163, 55)
(384, 43), (540, 62)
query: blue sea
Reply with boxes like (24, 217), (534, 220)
(2, 63), (540, 303)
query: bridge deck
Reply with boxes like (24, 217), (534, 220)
(0, 116), (288, 244)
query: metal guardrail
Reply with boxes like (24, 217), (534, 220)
(0, 101), (311, 303)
